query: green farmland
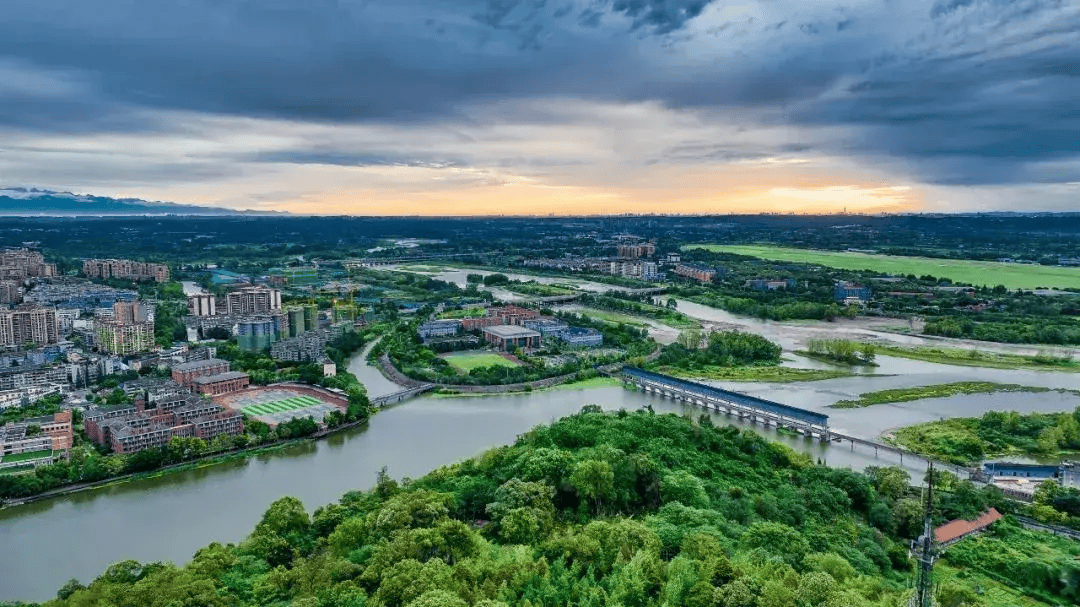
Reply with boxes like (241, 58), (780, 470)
(442, 352), (520, 373)
(684, 244), (1080, 290)
(242, 396), (322, 416)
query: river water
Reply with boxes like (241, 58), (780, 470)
(3, 312), (1080, 601)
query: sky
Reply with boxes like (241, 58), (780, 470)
(0, 0), (1077, 215)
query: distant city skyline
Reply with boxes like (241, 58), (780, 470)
(1, 1), (1077, 215)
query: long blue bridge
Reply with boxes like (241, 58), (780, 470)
(621, 367), (832, 440)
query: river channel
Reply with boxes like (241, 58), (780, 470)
(3, 326), (1080, 600)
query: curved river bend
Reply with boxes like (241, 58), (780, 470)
(2, 342), (1080, 601)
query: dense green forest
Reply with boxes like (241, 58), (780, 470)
(891, 407), (1080, 465)
(37, 409), (1075, 607)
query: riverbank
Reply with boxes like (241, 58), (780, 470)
(830, 381), (1065, 409)
(875, 345), (1080, 372)
(0, 403), (374, 509)
(652, 364), (854, 382)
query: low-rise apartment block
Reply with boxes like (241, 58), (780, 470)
(674, 263), (717, 283)
(0, 363), (69, 394)
(270, 324), (349, 362)
(834, 281), (871, 303)
(747, 278), (797, 291)
(461, 305), (540, 331)
(24, 278), (138, 311)
(0, 410), (74, 459)
(417, 319), (462, 342)
(83, 258), (170, 283)
(84, 394), (243, 454)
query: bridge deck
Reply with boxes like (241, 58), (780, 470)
(623, 367), (828, 427)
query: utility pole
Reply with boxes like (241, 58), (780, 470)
(912, 463), (936, 607)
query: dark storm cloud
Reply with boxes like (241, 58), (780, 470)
(0, 0), (1077, 188)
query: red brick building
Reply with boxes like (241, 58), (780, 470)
(461, 305), (540, 331)
(172, 358), (230, 387)
(194, 371), (250, 396)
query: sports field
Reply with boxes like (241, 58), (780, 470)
(241, 395), (322, 417)
(685, 244), (1080, 290)
(442, 352), (520, 373)
(218, 387), (345, 426)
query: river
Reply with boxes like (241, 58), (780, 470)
(3, 326), (1080, 601)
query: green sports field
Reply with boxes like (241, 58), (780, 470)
(684, 244), (1080, 290)
(442, 352), (520, 373)
(242, 396), (323, 416)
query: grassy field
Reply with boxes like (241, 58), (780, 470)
(442, 352), (520, 373)
(830, 381), (1057, 409)
(684, 244), (1080, 289)
(242, 396), (322, 416)
(0, 449), (53, 463)
(876, 344), (1080, 371)
(430, 376), (622, 398)
(437, 307), (486, 319)
(572, 307), (652, 328)
(653, 365), (852, 383)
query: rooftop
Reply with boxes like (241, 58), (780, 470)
(194, 371), (250, 384)
(483, 325), (541, 339)
(172, 358), (228, 372)
(934, 508), (1002, 544)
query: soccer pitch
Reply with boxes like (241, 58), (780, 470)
(242, 396), (322, 416)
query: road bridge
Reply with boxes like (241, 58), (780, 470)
(621, 367), (831, 440)
(369, 384), (435, 407)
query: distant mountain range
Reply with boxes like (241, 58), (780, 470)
(0, 188), (283, 216)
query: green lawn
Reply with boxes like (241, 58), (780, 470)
(442, 352), (521, 373)
(243, 396), (321, 416)
(684, 244), (1080, 290)
(829, 381), (1057, 409)
(652, 364), (852, 382)
(1, 449), (54, 463)
(437, 308), (486, 319)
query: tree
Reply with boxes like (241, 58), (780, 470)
(666, 298), (678, 309)
(570, 459), (614, 513)
(866, 466), (910, 502)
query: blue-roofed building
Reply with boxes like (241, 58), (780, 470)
(561, 327), (603, 347)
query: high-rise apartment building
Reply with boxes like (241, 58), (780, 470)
(0, 281), (22, 305)
(82, 258), (170, 283)
(187, 293), (216, 317)
(226, 286), (282, 316)
(0, 248), (56, 280)
(95, 301), (155, 355)
(0, 306), (60, 347)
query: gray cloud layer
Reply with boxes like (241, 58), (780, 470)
(0, 0), (1077, 192)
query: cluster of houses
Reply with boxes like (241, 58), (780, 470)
(417, 305), (603, 351)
